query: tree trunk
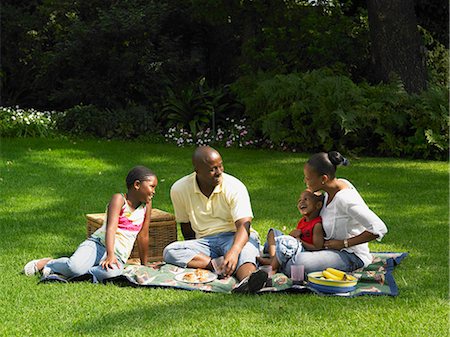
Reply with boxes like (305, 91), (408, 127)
(367, 0), (427, 93)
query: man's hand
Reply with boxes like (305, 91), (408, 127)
(181, 222), (196, 240)
(222, 249), (239, 276)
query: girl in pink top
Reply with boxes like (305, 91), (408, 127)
(23, 166), (157, 283)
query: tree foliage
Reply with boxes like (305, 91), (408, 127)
(2, 0), (207, 109)
(1, 0), (448, 160)
(1, 0), (375, 109)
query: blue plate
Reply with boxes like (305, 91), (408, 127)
(308, 282), (355, 294)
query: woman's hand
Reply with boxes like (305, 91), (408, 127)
(101, 254), (120, 270)
(324, 239), (345, 250)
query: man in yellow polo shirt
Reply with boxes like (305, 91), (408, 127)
(163, 146), (267, 293)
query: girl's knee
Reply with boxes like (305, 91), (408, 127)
(90, 266), (123, 283)
(67, 259), (91, 276)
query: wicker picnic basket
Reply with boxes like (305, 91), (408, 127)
(86, 208), (177, 262)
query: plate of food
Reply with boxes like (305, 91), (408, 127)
(307, 268), (358, 288)
(175, 269), (217, 284)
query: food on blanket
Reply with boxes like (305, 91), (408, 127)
(179, 269), (212, 283)
(308, 271), (358, 291)
(183, 272), (197, 282)
(326, 268), (346, 279)
(323, 268), (357, 281)
(323, 270), (342, 280)
(195, 268), (210, 282)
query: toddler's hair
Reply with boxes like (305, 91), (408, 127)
(307, 151), (349, 179)
(312, 191), (325, 204)
(126, 166), (156, 188)
(303, 189), (325, 204)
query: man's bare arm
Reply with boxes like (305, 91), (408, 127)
(181, 222), (196, 240)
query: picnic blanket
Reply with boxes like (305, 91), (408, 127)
(100, 252), (407, 297)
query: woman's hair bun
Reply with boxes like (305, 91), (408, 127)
(328, 151), (349, 167)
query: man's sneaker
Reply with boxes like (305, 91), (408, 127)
(232, 275), (250, 293)
(233, 270), (268, 294)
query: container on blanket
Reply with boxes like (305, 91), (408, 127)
(307, 271), (358, 294)
(86, 208), (177, 262)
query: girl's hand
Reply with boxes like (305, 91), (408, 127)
(323, 239), (344, 250)
(101, 255), (120, 270)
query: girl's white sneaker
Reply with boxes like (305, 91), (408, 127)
(23, 259), (40, 276)
(23, 258), (51, 276)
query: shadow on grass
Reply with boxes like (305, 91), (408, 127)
(66, 288), (378, 335)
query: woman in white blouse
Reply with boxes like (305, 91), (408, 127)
(290, 151), (388, 275)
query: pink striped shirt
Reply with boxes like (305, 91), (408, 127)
(91, 194), (146, 262)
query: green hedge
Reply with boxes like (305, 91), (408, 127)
(56, 104), (164, 139)
(232, 69), (449, 160)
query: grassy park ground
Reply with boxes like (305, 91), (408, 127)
(1, 137), (448, 336)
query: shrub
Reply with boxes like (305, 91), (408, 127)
(162, 80), (213, 136)
(0, 106), (59, 137)
(162, 78), (244, 136)
(409, 85), (449, 160)
(232, 69), (367, 153)
(56, 104), (164, 138)
(231, 69), (449, 159)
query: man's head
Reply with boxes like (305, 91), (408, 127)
(192, 146), (224, 188)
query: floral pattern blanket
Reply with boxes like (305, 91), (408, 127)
(107, 252), (407, 297)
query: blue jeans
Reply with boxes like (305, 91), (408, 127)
(282, 249), (364, 277)
(163, 232), (260, 272)
(46, 238), (124, 283)
(263, 229), (363, 276)
(262, 228), (285, 254)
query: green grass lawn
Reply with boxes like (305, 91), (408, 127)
(1, 138), (448, 336)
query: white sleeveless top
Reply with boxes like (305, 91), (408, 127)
(91, 194), (146, 262)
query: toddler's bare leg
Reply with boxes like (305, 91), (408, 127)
(257, 229), (277, 265)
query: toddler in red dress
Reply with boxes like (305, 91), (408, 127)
(258, 189), (324, 274)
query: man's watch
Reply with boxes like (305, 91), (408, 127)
(343, 239), (349, 248)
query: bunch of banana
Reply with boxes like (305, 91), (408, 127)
(322, 268), (356, 281)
